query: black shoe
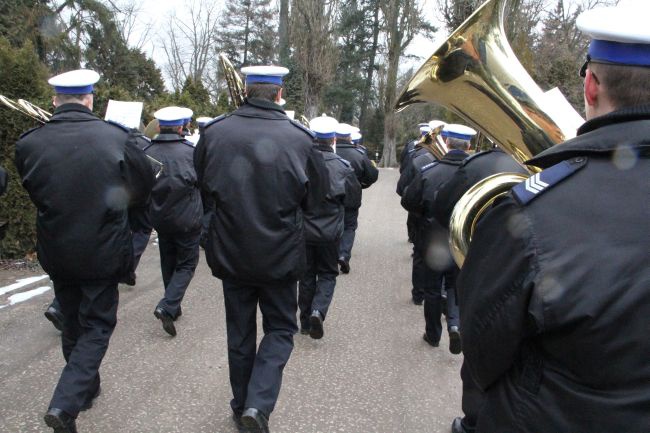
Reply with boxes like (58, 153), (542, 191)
(80, 385), (101, 411)
(44, 306), (64, 332)
(241, 407), (269, 433)
(154, 307), (176, 337)
(309, 310), (324, 339)
(338, 257), (350, 274)
(449, 326), (462, 355)
(119, 272), (136, 286)
(44, 408), (78, 433)
(173, 305), (182, 321)
(412, 298), (423, 306)
(300, 327), (310, 335)
(422, 333), (439, 347)
(451, 416), (473, 433)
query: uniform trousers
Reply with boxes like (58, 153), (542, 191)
(130, 228), (152, 274)
(222, 279), (298, 418)
(298, 241), (339, 329)
(49, 279), (118, 417)
(411, 246), (427, 303)
(423, 265), (460, 343)
(156, 229), (200, 317)
(460, 360), (483, 431)
(338, 207), (359, 262)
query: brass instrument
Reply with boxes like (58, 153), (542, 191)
(0, 95), (51, 123)
(395, 0), (583, 266)
(1, 95), (164, 179)
(419, 123), (447, 160)
(219, 53), (245, 108)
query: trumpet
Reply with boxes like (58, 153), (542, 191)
(1, 94), (164, 179)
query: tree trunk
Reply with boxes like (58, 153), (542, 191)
(359, 0), (380, 132)
(380, 0), (401, 168)
(278, 0), (290, 65)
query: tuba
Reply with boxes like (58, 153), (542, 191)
(395, 0), (583, 266)
(419, 122), (448, 160)
(219, 53), (245, 108)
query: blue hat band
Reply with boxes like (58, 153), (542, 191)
(442, 131), (473, 140)
(316, 132), (336, 139)
(589, 39), (650, 67)
(336, 133), (351, 138)
(54, 85), (94, 94)
(245, 75), (283, 86)
(159, 119), (185, 126)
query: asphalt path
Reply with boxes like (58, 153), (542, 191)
(0, 168), (463, 433)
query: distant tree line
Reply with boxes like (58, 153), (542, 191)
(0, 0), (615, 258)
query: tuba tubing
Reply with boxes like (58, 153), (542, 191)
(219, 53), (245, 108)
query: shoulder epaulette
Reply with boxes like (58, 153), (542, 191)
(460, 150), (491, 167)
(512, 158), (587, 206)
(420, 161), (439, 173)
(106, 120), (131, 132)
(407, 148), (417, 154)
(355, 148), (366, 155)
(19, 125), (42, 139)
(182, 139), (195, 148)
(289, 119), (315, 138)
(204, 113), (229, 129)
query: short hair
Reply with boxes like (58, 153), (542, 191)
(246, 83), (281, 102)
(591, 63), (650, 109)
(55, 93), (89, 104)
(446, 137), (470, 151)
(315, 137), (335, 147)
(159, 126), (180, 134)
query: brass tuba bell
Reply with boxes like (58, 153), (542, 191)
(219, 53), (246, 108)
(395, 0), (584, 266)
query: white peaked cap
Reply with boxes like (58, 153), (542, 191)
(154, 106), (194, 126)
(241, 66), (289, 85)
(196, 116), (213, 125)
(335, 123), (356, 137)
(577, 1), (650, 44)
(428, 120), (447, 130)
(310, 115), (339, 139)
(351, 131), (362, 141)
(48, 69), (100, 94)
(441, 123), (477, 140)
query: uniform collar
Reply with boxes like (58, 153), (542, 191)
(316, 144), (334, 153)
(153, 133), (186, 142)
(441, 149), (469, 163)
(50, 103), (96, 120)
(528, 104), (650, 168)
(242, 97), (286, 113)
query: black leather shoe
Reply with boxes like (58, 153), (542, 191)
(451, 416), (473, 433)
(412, 297), (423, 306)
(449, 326), (462, 355)
(44, 306), (64, 332)
(300, 327), (310, 335)
(154, 307), (176, 337)
(309, 310), (324, 339)
(241, 407), (269, 433)
(80, 385), (101, 411)
(422, 333), (439, 347)
(338, 257), (350, 274)
(44, 408), (78, 433)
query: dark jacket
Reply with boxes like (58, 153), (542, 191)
(399, 139), (417, 172)
(396, 146), (436, 196)
(0, 165), (6, 195)
(304, 145), (361, 244)
(194, 98), (329, 284)
(401, 150), (468, 269)
(432, 149), (529, 227)
(145, 133), (202, 234)
(335, 140), (378, 190)
(457, 106), (650, 433)
(14, 104), (154, 281)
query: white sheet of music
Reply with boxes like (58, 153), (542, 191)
(104, 100), (143, 130)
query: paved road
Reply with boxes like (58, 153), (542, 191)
(0, 168), (463, 433)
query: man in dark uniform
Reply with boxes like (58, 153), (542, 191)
(334, 122), (378, 274)
(145, 106), (202, 337)
(431, 147), (527, 433)
(14, 69), (154, 433)
(458, 5), (650, 432)
(397, 122), (441, 304)
(300, 116), (362, 339)
(194, 65), (328, 433)
(399, 122), (428, 172)
(401, 124), (474, 353)
(195, 117), (216, 249)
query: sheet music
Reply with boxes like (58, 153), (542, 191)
(104, 100), (144, 130)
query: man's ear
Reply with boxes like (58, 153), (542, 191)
(276, 87), (283, 103)
(584, 69), (599, 107)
